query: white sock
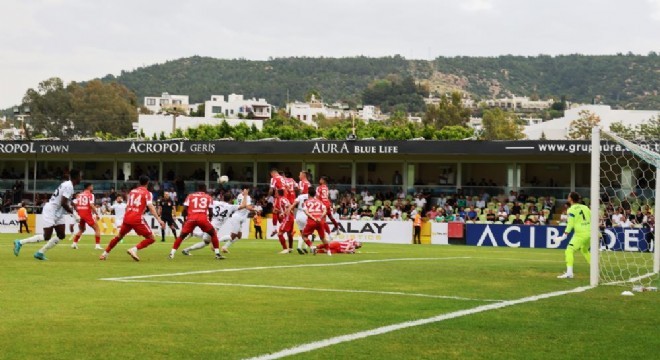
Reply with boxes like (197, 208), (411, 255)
(567, 266), (573, 275)
(220, 234), (231, 243)
(169, 249), (176, 256)
(130, 246), (138, 253)
(297, 238), (304, 249)
(187, 241), (208, 252)
(223, 238), (237, 249)
(39, 238), (60, 253)
(21, 234), (44, 244)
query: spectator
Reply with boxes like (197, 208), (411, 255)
(426, 205), (438, 220)
(485, 208), (497, 222)
(382, 204), (392, 219)
(467, 206), (478, 222)
(512, 214), (524, 225)
(392, 170), (402, 185)
(414, 193), (427, 211)
(511, 202), (522, 216)
(363, 191), (375, 206)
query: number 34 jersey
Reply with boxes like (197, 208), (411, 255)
(210, 200), (239, 228)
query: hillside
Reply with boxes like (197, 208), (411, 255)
(103, 54), (659, 109)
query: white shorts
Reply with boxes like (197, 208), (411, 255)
(295, 212), (307, 232)
(114, 218), (124, 228)
(42, 203), (67, 228)
(228, 217), (247, 234)
(193, 224), (223, 239)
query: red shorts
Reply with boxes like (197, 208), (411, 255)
(278, 215), (294, 233)
(180, 217), (215, 235)
(119, 219), (153, 238)
(79, 215), (95, 228)
(302, 219), (326, 238)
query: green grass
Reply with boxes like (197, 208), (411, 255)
(1, 234), (658, 360)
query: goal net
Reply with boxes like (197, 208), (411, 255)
(591, 128), (659, 288)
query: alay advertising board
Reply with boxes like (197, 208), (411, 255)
(466, 224), (654, 251)
(269, 220), (412, 244)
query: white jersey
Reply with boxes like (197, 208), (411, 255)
(46, 180), (75, 217)
(231, 194), (252, 219)
(211, 200), (239, 228)
(112, 202), (127, 223)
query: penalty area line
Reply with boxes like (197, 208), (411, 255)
(111, 279), (504, 302)
(99, 257), (470, 281)
(243, 285), (594, 360)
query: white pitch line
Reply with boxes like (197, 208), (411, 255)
(244, 285), (594, 360)
(111, 279), (504, 302)
(98, 257), (470, 281)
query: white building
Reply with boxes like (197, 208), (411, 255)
(136, 114), (264, 138)
(524, 104), (660, 140)
(205, 94), (272, 120)
(287, 96), (383, 126)
(485, 96), (554, 111)
(143, 92), (191, 114)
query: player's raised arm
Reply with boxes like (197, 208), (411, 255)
(147, 199), (165, 229)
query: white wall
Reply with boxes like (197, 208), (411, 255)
(137, 115), (264, 138)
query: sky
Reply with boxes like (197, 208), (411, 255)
(2, 0), (660, 108)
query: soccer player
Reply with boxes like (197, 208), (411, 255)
(99, 175), (165, 261)
(283, 173), (297, 204)
(287, 188), (314, 254)
(157, 192), (178, 242)
(181, 190), (248, 255)
(70, 183), (103, 250)
(221, 185), (254, 253)
(275, 189), (295, 253)
(269, 168), (285, 237)
(317, 176), (340, 238)
(302, 187), (330, 255)
(555, 191), (591, 279)
(314, 237), (363, 255)
(13, 169), (82, 260)
(169, 183), (224, 260)
(111, 195), (127, 232)
(298, 171), (311, 195)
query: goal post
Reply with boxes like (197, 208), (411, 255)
(591, 127), (659, 288)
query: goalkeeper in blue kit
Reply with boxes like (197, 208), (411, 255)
(556, 192), (591, 279)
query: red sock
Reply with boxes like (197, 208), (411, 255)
(106, 237), (121, 252)
(172, 237), (183, 250)
(327, 213), (339, 228)
(95, 235), (100, 244)
(272, 216), (278, 226)
(136, 238), (155, 250)
(287, 233), (293, 249)
(278, 234), (287, 249)
(210, 233), (219, 250)
(73, 233), (81, 243)
(304, 238), (313, 247)
(323, 222), (331, 234)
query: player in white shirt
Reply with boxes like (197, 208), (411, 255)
(221, 186), (254, 253)
(67, 196), (81, 241)
(111, 195), (127, 231)
(182, 192), (248, 255)
(14, 169), (82, 260)
(287, 192), (315, 254)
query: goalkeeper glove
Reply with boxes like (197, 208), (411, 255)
(555, 234), (567, 243)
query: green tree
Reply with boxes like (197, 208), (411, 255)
(638, 116), (660, 140)
(481, 108), (525, 140)
(566, 110), (600, 140)
(436, 125), (474, 140)
(609, 121), (637, 140)
(423, 92), (471, 129)
(22, 77), (75, 139)
(69, 80), (137, 137)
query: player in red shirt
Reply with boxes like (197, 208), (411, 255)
(70, 183), (103, 250)
(314, 237), (363, 255)
(169, 183), (223, 260)
(269, 168), (285, 236)
(317, 176), (340, 237)
(298, 171), (311, 195)
(283, 173), (297, 204)
(302, 187), (330, 253)
(275, 189), (295, 253)
(100, 175), (165, 261)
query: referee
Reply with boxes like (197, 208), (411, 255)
(157, 192), (178, 242)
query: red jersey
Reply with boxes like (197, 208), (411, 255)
(184, 192), (213, 221)
(124, 186), (153, 224)
(284, 177), (297, 202)
(317, 184), (330, 204)
(75, 191), (95, 218)
(270, 174), (284, 190)
(298, 179), (310, 195)
(304, 197), (327, 219)
(277, 196), (293, 219)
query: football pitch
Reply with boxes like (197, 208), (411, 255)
(2, 234), (658, 359)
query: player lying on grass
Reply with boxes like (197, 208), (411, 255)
(313, 237), (362, 255)
(181, 190), (248, 256)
